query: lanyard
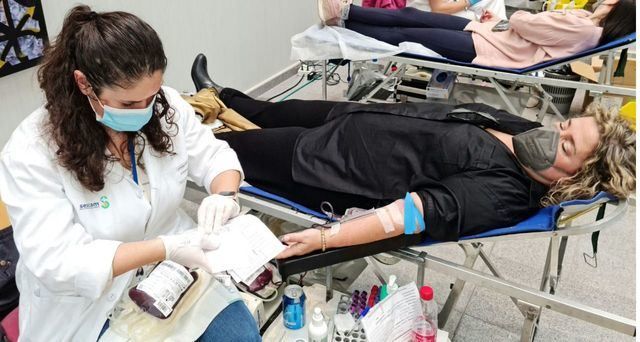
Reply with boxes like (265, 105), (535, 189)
(128, 137), (139, 185)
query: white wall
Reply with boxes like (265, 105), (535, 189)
(0, 0), (317, 147)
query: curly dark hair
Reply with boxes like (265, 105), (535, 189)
(38, 5), (176, 192)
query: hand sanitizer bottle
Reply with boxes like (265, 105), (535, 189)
(308, 307), (328, 342)
(387, 275), (399, 295)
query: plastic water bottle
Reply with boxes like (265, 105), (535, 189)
(412, 286), (438, 342)
(308, 307), (328, 342)
(412, 316), (436, 342)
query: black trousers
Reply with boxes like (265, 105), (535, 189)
(216, 88), (383, 214)
(346, 6), (477, 62)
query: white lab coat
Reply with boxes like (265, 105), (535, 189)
(0, 86), (244, 341)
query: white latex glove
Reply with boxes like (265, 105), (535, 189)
(159, 229), (220, 273)
(197, 194), (240, 234)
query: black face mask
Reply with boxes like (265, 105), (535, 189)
(512, 127), (560, 171)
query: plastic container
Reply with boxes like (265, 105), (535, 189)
(620, 101), (636, 131)
(128, 261), (197, 319)
(412, 316), (436, 342)
(331, 294), (368, 342)
(541, 68), (581, 115)
(411, 286), (438, 342)
(544, 0), (588, 10)
(308, 307), (328, 342)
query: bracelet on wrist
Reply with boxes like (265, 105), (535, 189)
(320, 227), (327, 252)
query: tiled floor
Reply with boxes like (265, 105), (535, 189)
(185, 63), (636, 341)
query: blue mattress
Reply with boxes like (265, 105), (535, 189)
(397, 33), (636, 74)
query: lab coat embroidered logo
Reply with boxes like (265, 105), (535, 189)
(100, 196), (110, 209)
(79, 196), (110, 210)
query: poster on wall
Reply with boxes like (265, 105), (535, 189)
(0, 0), (48, 78)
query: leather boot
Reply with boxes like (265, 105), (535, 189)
(190, 53), (224, 93)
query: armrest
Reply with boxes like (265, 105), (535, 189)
(276, 233), (425, 279)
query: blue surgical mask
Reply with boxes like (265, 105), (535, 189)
(89, 94), (156, 132)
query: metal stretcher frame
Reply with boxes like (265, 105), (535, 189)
(320, 33), (636, 122)
(235, 189), (635, 342)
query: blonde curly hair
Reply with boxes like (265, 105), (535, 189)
(542, 103), (636, 206)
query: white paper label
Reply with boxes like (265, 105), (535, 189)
(135, 260), (194, 316)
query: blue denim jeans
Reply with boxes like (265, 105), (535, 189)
(98, 300), (261, 341)
(197, 300), (261, 342)
(346, 6), (477, 62)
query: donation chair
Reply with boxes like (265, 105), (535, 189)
(235, 185), (635, 342)
(316, 32), (636, 122)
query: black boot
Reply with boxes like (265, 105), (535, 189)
(191, 53), (224, 93)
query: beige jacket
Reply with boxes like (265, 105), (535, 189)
(182, 88), (260, 133)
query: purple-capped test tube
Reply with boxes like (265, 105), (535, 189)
(349, 290), (360, 314)
(360, 291), (367, 306)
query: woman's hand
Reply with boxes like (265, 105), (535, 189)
(197, 194), (240, 233)
(159, 229), (219, 273)
(480, 9), (496, 23)
(276, 229), (322, 259)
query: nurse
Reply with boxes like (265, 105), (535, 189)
(0, 6), (260, 342)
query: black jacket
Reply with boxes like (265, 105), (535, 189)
(292, 102), (548, 241)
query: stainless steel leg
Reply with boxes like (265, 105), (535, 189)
(438, 244), (481, 328)
(325, 266), (333, 301)
(548, 236), (560, 295)
(360, 64), (405, 103)
(605, 51), (614, 85)
(417, 261), (425, 288)
(322, 60), (328, 100)
(519, 300), (542, 342)
(389, 244), (636, 337)
(533, 83), (565, 122)
(477, 244), (526, 313)
(557, 236), (569, 282)
(489, 77), (520, 116)
(539, 239), (553, 292)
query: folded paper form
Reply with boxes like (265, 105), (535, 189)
(205, 215), (285, 283)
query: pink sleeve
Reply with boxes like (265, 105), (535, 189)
(362, 0), (376, 7)
(363, 0), (406, 8)
(509, 11), (586, 46)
